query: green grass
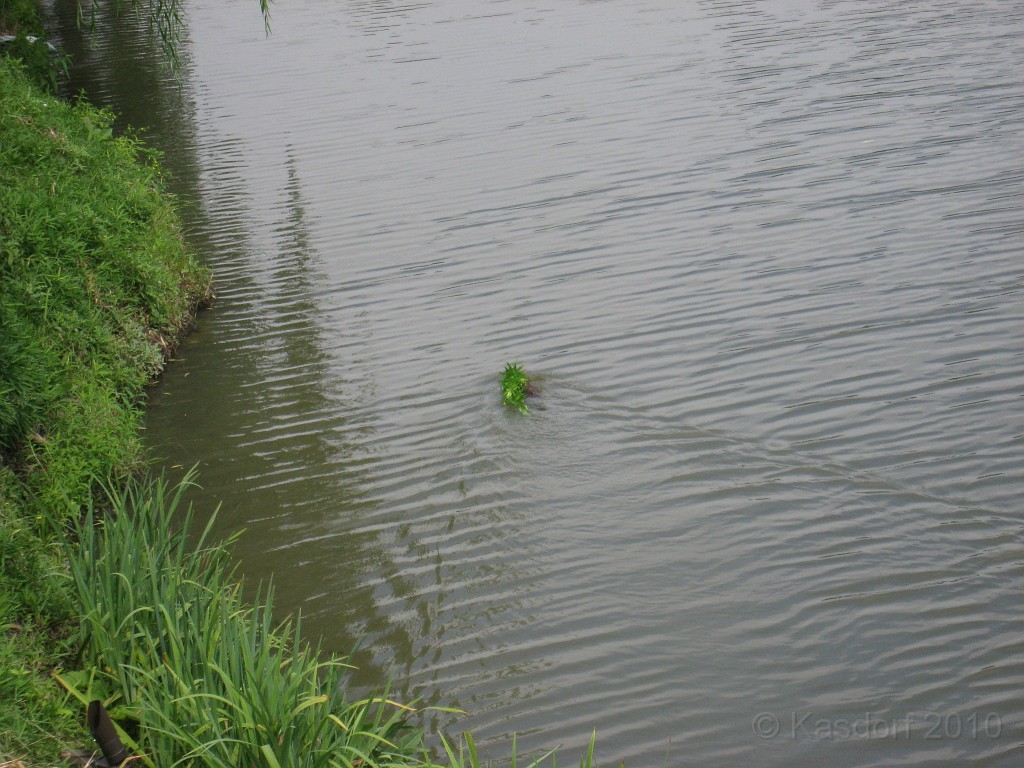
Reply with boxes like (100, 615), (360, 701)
(501, 363), (533, 415)
(63, 473), (428, 767)
(0, 58), (209, 763)
(60, 474), (609, 768)
(0, 56), (209, 523)
(0, 470), (79, 762)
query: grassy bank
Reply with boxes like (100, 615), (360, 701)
(0, 54), (209, 762)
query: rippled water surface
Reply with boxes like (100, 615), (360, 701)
(60, 1), (1024, 765)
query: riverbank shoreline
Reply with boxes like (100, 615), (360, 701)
(0, 56), (211, 763)
(0, 52), (431, 766)
(1, 53), (443, 766)
(0, 53), (599, 768)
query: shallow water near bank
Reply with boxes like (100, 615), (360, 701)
(56, 1), (1024, 765)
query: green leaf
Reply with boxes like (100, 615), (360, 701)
(260, 744), (284, 768)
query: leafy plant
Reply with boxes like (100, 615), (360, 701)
(501, 363), (534, 415)
(60, 472), (611, 768)
(0, 32), (69, 94)
(0, 0), (43, 34)
(64, 473), (433, 767)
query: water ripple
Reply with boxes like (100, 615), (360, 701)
(125, 1), (1024, 765)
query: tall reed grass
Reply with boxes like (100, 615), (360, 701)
(63, 473), (608, 768)
(67, 473), (425, 767)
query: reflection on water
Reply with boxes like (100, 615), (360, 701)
(61, 1), (1024, 765)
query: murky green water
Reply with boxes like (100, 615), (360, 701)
(53, 1), (1024, 765)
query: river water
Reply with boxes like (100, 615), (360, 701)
(52, 1), (1023, 766)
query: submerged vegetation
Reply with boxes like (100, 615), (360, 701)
(501, 363), (536, 414)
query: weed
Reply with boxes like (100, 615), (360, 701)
(0, 33), (68, 95)
(0, 0), (42, 34)
(501, 363), (535, 415)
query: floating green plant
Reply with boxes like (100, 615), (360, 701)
(501, 362), (537, 414)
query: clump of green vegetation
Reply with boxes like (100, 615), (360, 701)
(0, 0), (42, 34)
(1, 0), (69, 94)
(0, 32), (69, 94)
(501, 363), (536, 414)
(60, 473), (607, 768)
(62, 473), (427, 767)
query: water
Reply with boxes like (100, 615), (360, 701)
(54, 1), (1024, 765)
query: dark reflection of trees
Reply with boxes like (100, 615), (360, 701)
(44, 1), (418, 690)
(46, 0), (539, 727)
(137, 139), (405, 685)
(46, 1), (202, 201)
